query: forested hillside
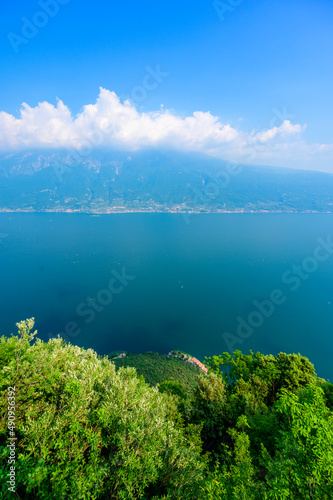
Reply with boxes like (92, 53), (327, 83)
(111, 351), (201, 393)
(1, 319), (333, 499)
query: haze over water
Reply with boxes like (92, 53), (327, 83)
(0, 212), (332, 380)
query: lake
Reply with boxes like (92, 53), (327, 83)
(0, 212), (332, 380)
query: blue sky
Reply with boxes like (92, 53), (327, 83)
(0, 0), (332, 171)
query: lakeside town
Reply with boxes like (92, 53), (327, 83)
(0, 206), (328, 214)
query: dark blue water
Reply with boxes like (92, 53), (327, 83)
(0, 213), (332, 380)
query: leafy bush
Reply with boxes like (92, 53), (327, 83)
(0, 320), (205, 499)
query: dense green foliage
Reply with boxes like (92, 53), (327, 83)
(0, 321), (205, 499)
(111, 351), (201, 394)
(1, 320), (333, 499)
(197, 351), (333, 499)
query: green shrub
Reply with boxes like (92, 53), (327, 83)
(0, 320), (205, 499)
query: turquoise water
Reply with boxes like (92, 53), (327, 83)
(0, 213), (332, 380)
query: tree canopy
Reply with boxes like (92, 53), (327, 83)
(1, 319), (332, 499)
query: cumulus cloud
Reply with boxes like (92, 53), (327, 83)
(252, 120), (306, 143)
(0, 88), (332, 171)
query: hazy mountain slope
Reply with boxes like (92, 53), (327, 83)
(0, 150), (332, 212)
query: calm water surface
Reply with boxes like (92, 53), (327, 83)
(0, 213), (332, 380)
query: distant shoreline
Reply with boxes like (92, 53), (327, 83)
(1, 209), (332, 214)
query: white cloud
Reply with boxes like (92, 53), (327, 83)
(251, 120), (306, 143)
(0, 88), (332, 171)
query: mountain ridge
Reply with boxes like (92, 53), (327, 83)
(1, 149), (333, 213)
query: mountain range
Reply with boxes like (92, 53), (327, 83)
(0, 149), (333, 213)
